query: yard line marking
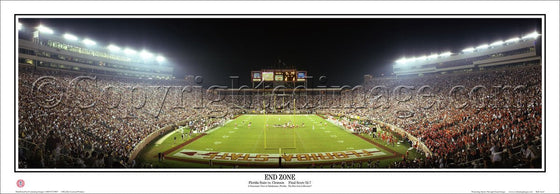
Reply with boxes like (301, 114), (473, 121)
(250, 121), (264, 152)
(206, 126), (222, 133)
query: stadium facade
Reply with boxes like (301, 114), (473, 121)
(17, 24), (174, 80)
(392, 31), (541, 76)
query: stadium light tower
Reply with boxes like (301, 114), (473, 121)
(490, 40), (504, 47)
(37, 25), (54, 34)
(439, 52), (452, 57)
(124, 48), (137, 55)
(140, 50), (153, 59)
(505, 37), (520, 44)
(156, 55), (165, 63)
(522, 31), (540, 40)
(83, 38), (96, 46)
(462, 47), (475, 53)
(395, 58), (407, 64)
(63, 33), (78, 41)
(108, 44), (121, 52)
(475, 44), (489, 50)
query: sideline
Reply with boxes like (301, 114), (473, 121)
(155, 129), (179, 145)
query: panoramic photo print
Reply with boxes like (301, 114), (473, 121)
(16, 16), (543, 170)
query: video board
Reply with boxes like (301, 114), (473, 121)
(262, 71), (274, 81)
(251, 71), (261, 82)
(252, 69), (306, 82)
(274, 71), (284, 81)
(297, 71), (306, 82)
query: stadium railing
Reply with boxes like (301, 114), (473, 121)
(373, 120), (433, 157)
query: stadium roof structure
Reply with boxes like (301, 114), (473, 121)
(20, 23), (170, 67)
(392, 31), (541, 76)
(18, 23), (174, 79)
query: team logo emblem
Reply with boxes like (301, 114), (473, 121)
(17, 179), (25, 188)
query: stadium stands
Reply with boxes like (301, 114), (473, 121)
(356, 63), (542, 168)
(18, 66), (219, 168)
(393, 32), (540, 77)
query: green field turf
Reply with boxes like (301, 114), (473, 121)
(190, 114), (376, 153)
(136, 114), (416, 168)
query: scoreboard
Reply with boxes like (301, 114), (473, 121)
(251, 69), (306, 83)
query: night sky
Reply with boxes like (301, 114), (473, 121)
(19, 17), (541, 87)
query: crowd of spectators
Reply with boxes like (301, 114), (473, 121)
(18, 66), (231, 168)
(330, 64), (542, 168)
(18, 63), (542, 168)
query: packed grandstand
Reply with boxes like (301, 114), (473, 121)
(17, 24), (542, 169)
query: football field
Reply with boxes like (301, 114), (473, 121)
(138, 114), (407, 168)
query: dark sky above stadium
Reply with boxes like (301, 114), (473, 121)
(19, 17), (541, 87)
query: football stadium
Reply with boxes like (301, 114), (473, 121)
(17, 18), (542, 169)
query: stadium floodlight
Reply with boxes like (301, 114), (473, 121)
(522, 31), (539, 40)
(505, 37), (520, 44)
(439, 52), (452, 57)
(83, 38), (96, 46)
(140, 50), (153, 58)
(18, 22), (23, 31)
(37, 25), (54, 34)
(395, 57), (408, 64)
(428, 54), (439, 59)
(417, 55), (427, 61)
(156, 55), (166, 62)
(63, 33), (78, 41)
(124, 48), (137, 55)
(490, 40), (504, 47)
(402, 57), (415, 63)
(399, 57), (419, 65)
(462, 47), (475, 53)
(476, 44), (489, 50)
(107, 45), (121, 52)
